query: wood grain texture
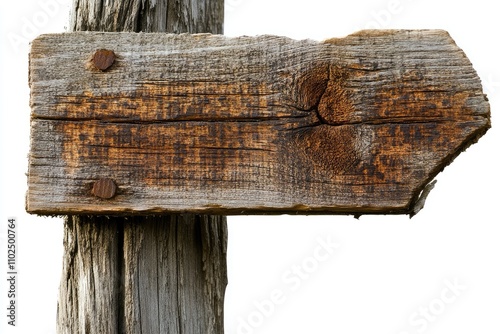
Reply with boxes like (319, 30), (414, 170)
(58, 217), (122, 333)
(57, 215), (227, 334)
(28, 30), (490, 215)
(70, 0), (223, 33)
(123, 215), (227, 334)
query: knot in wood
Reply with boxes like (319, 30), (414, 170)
(294, 65), (354, 126)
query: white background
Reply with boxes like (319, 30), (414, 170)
(1, 0), (499, 333)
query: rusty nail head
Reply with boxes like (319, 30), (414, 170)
(92, 49), (116, 71)
(92, 178), (117, 199)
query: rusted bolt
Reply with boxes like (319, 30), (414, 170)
(92, 49), (116, 71)
(92, 178), (117, 199)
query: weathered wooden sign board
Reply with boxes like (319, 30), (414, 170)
(27, 30), (490, 215)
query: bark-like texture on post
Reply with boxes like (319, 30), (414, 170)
(71, 0), (223, 33)
(123, 216), (226, 333)
(58, 217), (122, 333)
(57, 1), (227, 333)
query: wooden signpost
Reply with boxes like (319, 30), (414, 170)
(41, 1), (228, 334)
(26, 0), (490, 333)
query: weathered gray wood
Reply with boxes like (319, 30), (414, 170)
(57, 215), (227, 334)
(70, 0), (223, 34)
(58, 217), (122, 333)
(28, 30), (490, 215)
(56, 1), (228, 334)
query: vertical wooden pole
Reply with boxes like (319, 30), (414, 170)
(57, 1), (227, 333)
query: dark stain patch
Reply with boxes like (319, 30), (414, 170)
(293, 125), (359, 176)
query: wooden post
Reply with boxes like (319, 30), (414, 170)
(28, 31), (490, 215)
(56, 1), (227, 333)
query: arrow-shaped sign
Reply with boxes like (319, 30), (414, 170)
(27, 30), (490, 215)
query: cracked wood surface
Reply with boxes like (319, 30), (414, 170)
(28, 30), (490, 215)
